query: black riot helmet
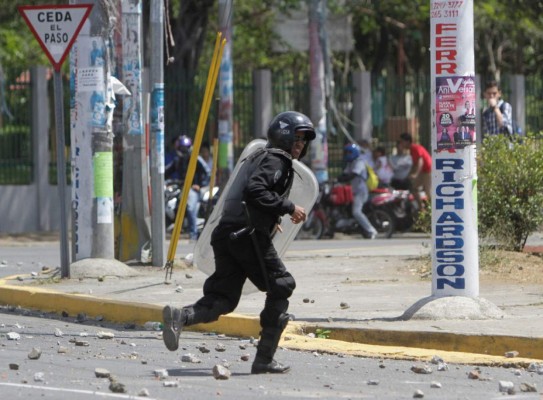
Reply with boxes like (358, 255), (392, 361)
(266, 111), (316, 159)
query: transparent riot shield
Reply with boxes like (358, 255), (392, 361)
(193, 139), (319, 293)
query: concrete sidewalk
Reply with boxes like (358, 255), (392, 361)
(1, 235), (542, 366)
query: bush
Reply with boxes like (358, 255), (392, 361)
(478, 134), (543, 251)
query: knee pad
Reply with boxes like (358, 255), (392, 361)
(270, 271), (296, 299)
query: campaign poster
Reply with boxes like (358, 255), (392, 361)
(435, 75), (476, 151)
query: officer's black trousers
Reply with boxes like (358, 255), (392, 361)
(184, 230), (296, 358)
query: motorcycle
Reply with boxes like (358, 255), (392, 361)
(164, 179), (219, 234)
(370, 187), (427, 233)
(297, 181), (395, 239)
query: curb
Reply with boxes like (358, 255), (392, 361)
(0, 283), (541, 365)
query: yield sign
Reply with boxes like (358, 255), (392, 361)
(18, 4), (93, 71)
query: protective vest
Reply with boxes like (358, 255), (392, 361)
(221, 148), (293, 226)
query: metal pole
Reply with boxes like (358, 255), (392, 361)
(150, 1), (165, 266)
(53, 70), (70, 278)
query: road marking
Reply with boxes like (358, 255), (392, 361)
(0, 382), (158, 399)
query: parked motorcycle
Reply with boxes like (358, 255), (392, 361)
(370, 187), (427, 233)
(297, 182), (395, 239)
(164, 179), (219, 234)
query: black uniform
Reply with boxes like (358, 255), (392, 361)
(182, 149), (297, 366)
(163, 110), (316, 374)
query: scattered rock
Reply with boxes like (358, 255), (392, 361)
(367, 380), (379, 385)
(468, 370), (480, 379)
(240, 354), (250, 361)
(239, 344), (247, 350)
(215, 343), (226, 352)
(163, 381), (178, 387)
(303, 298), (310, 303)
(154, 369), (168, 379)
(33, 372), (45, 382)
(504, 350), (519, 358)
(340, 302), (350, 309)
(54, 328), (63, 337)
(181, 354), (201, 363)
(185, 273), (193, 279)
(28, 347), (42, 360)
(95, 368), (111, 378)
(175, 286), (183, 293)
(109, 381), (127, 393)
(413, 389), (424, 398)
(212, 364), (231, 380)
(138, 388), (150, 397)
(57, 346), (68, 354)
(430, 355), (444, 364)
(76, 313), (87, 323)
(96, 331), (115, 339)
(519, 383), (537, 392)
(411, 365), (432, 374)
(437, 362), (448, 371)
(9, 363), (19, 370)
(7, 332), (20, 340)
(198, 345), (210, 354)
(498, 381), (515, 393)
(430, 381), (442, 388)
(75, 340), (90, 347)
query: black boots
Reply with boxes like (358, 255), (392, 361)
(251, 358), (290, 374)
(162, 305), (188, 351)
(251, 314), (291, 374)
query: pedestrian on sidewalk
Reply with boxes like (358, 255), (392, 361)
(338, 143), (378, 239)
(162, 111), (316, 374)
(398, 132), (432, 209)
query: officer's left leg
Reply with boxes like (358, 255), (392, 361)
(250, 239), (296, 374)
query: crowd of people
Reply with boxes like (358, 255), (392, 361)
(165, 78), (514, 243)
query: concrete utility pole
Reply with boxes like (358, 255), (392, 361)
(308, 0), (328, 183)
(218, 0), (234, 182)
(430, 0), (478, 297)
(150, 1), (166, 266)
(118, 0), (151, 262)
(70, 0), (117, 261)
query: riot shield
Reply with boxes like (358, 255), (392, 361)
(193, 139), (319, 293)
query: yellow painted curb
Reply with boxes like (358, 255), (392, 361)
(281, 325), (542, 367)
(299, 325), (543, 361)
(1, 282), (541, 365)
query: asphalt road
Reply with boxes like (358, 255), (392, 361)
(1, 307), (541, 400)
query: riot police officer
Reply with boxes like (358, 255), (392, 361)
(162, 111), (316, 374)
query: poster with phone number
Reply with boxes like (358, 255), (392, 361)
(435, 75), (476, 151)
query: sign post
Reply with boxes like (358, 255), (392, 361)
(19, 4), (93, 278)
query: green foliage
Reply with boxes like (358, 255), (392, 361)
(315, 328), (331, 339)
(413, 204), (431, 234)
(478, 134), (543, 251)
(0, 0), (60, 70)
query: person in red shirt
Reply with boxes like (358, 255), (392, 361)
(398, 132), (432, 208)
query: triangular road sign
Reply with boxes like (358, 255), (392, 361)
(18, 4), (93, 71)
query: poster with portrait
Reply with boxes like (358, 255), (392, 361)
(435, 76), (476, 150)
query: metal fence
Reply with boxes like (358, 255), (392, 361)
(3, 68), (543, 186)
(0, 68), (32, 184)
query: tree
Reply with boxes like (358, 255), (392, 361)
(0, 0), (62, 71)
